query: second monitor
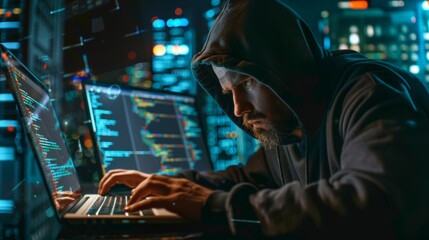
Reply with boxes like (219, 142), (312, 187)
(82, 81), (212, 176)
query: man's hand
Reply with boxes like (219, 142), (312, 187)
(125, 174), (213, 221)
(98, 169), (150, 195)
(98, 169), (213, 221)
(52, 191), (81, 210)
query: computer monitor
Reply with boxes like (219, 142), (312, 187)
(82, 81), (212, 176)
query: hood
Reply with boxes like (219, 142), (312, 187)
(192, 0), (327, 143)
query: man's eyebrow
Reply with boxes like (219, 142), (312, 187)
(220, 77), (250, 95)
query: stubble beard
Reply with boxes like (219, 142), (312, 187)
(243, 115), (281, 150)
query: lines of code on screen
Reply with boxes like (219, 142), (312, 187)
(85, 84), (211, 175)
(6, 62), (80, 194)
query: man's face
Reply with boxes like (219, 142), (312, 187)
(213, 66), (301, 149)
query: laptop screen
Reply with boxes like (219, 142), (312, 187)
(1, 45), (82, 214)
(82, 81), (212, 176)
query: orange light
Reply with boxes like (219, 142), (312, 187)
(13, 8), (21, 14)
(121, 74), (130, 83)
(175, 8), (183, 16)
(5, 11), (12, 18)
(43, 63), (48, 70)
(153, 44), (166, 56)
(6, 126), (15, 132)
(84, 131), (93, 148)
(151, 16), (159, 22)
(350, 1), (368, 9)
(2, 53), (8, 60)
(84, 139), (93, 148)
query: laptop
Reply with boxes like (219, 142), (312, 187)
(81, 80), (213, 177)
(0, 44), (192, 227)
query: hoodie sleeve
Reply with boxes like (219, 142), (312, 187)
(175, 147), (278, 191)
(174, 147), (278, 230)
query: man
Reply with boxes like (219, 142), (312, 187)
(98, 0), (429, 238)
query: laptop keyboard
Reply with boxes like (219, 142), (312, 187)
(86, 195), (154, 216)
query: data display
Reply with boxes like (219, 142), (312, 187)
(2, 51), (80, 196)
(84, 82), (212, 175)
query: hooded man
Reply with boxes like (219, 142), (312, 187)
(98, 0), (429, 238)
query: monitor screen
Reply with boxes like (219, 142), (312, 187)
(1, 45), (82, 214)
(82, 81), (212, 175)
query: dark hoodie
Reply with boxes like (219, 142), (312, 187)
(180, 0), (429, 238)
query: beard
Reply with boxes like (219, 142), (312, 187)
(243, 114), (281, 149)
(243, 111), (301, 149)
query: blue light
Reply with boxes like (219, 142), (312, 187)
(152, 19), (165, 29)
(1, 42), (20, 49)
(152, 61), (165, 72)
(166, 19), (173, 28)
(0, 147), (14, 161)
(205, 9), (216, 20)
(423, 1), (429, 10)
(0, 22), (20, 29)
(82, 54), (90, 73)
(409, 65), (420, 74)
(0, 200), (14, 214)
(155, 74), (176, 84)
(211, 0), (221, 6)
(182, 18), (189, 26)
(45, 207), (55, 218)
(165, 44), (190, 55)
(166, 45), (174, 54)
(0, 120), (18, 127)
(152, 82), (162, 89)
(50, 7), (65, 14)
(166, 18), (189, 28)
(323, 36), (331, 49)
(180, 45), (189, 55)
(0, 93), (13, 102)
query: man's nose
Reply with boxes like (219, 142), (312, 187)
(232, 91), (253, 117)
